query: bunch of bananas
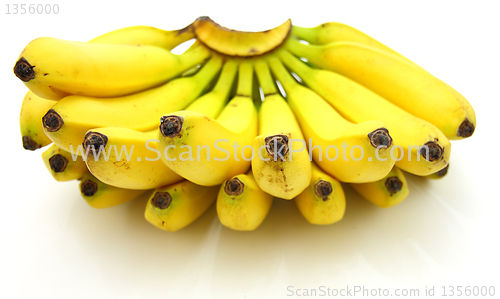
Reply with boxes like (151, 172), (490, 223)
(15, 17), (475, 231)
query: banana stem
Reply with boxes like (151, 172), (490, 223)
(285, 37), (318, 60)
(291, 26), (318, 44)
(212, 60), (238, 95)
(193, 55), (223, 82)
(236, 61), (253, 97)
(267, 55), (299, 89)
(254, 60), (278, 95)
(178, 41), (211, 67)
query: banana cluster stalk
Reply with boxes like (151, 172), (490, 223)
(15, 17), (475, 232)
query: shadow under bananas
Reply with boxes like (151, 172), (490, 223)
(66, 170), (474, 292)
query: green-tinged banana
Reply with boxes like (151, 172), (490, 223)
(279, 50), (451, 176)
(350, 166), (409, 208)
(251, 60), (311, 199)
(20, 90), (55, 150)
(268, 55), (395, 183)
(193, 16), (292, 57)
(89, 24), (194, 49)
(295, 162), (345, 225)
(41, 143), (88, 181)
(217, 171), (274, 231)
(145, 180), (219, 231)
(286, 38), (476, 139)
(426, 164), (449, 179)
(13, 37), (211, 100)
(292, 22), (408, 60)
(184, 59), (238, 118)
(82, 128), (183, 190)
(158, 61), (258, 186)
(42, 55), (223, 153)
(79, 173), (148, 209)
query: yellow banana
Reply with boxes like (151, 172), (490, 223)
(89, 24), (194, 49)
(279, 50), (451, 176)
(251, 59), (311, 199)
(217, 171), (274, 231)
(42, 55), (223, 153)
(350, 166), (409, 208)
(13, 37), (211, 100)
(193, 16), (292, 57)
(79, 173), (148, 209)
(158, 61), (258, 186)
(144, 180), (219, 232)
(286, 38), (476, 140)
(294, 162), (345, 225)
(184, 59), (238, 118)
(19, 90), (55, 150)
(82, 128), (183, 190)
(268, 55), (395, 183)
(41, 144), (88, 182)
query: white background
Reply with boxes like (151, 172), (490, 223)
(1, 0), (499, 298)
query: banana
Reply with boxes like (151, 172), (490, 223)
(217, 171), (274, 231)
(89, 24), (194, 49)
(426, 164), (449, 180)
(82, 128), (183, 190)
(285, 38), (476, 140)
(19, 90), (55, 150)
(279, 50), (451, 176)
(349, 166), (409, 208)
(184, 59), (238, 118)
(42, 55), (223, 153)
(294, 162), (345, 225)
(158, 61), (258, 186)
(79, 173), (148, 209)
(41, 144), (88, 181)
(251, 59), (311, 199)
(144, 180), (219, 231)
(193, 16), (292, 57)
(13, 37), (211, 100)
(291, 22), (408, 61)
(268, 55), (395, 183)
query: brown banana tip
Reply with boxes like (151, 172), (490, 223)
(14, 57), (35, 82)
(22, 136), (40, 150)
(264, 134), (289, 160)
(160, 116), (183, 138)
(385, 176), (403, 196)
(151, 192), (172, 209)
(49, 154), (68, 173)
(314, 180), (332, 201)
(42, 109), (64, 132)
(368, 128), (392, 148)
(81, 180), (98, 197)
(82, 131), (108, 156)
(457, 119), (475, 138)
(224, 178), (244, 196)
(434, 164), (449, 178)
(419, 141), (444, 162)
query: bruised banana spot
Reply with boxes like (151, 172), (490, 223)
(14, 57), (35, 82)
(22, 136), (40, 150)
(81, 180), (98, 197)
(385, 177), (403, 196)
(457, 119), (475, 138)
(419, 141), (443, 162)
(225, 178), (244, 196)
(265, 134), (289, 161)
(152, 192), (172, 209)
(368, 128), (392, 148)
(83, 131), (108, 158)
(49, 154), (68, 173)
(42, 109), (64, 132)
(160, 116), (183, 138)
(315, 180), (332, 201)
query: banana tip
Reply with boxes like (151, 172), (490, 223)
(14, 57), (35, 82)
(224, 178), (244, 196)
(314, 180), (332, 201)
(81, 180), (98, 197)
(49, 154), (68, 173)
(385, 177), (403, 196)
(151, 192), (172, 209)
(42, 109), (64, 132)
(22, 136), (41, 150)
(457, 119), (474, 138)
(160, 116), (183, 138)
